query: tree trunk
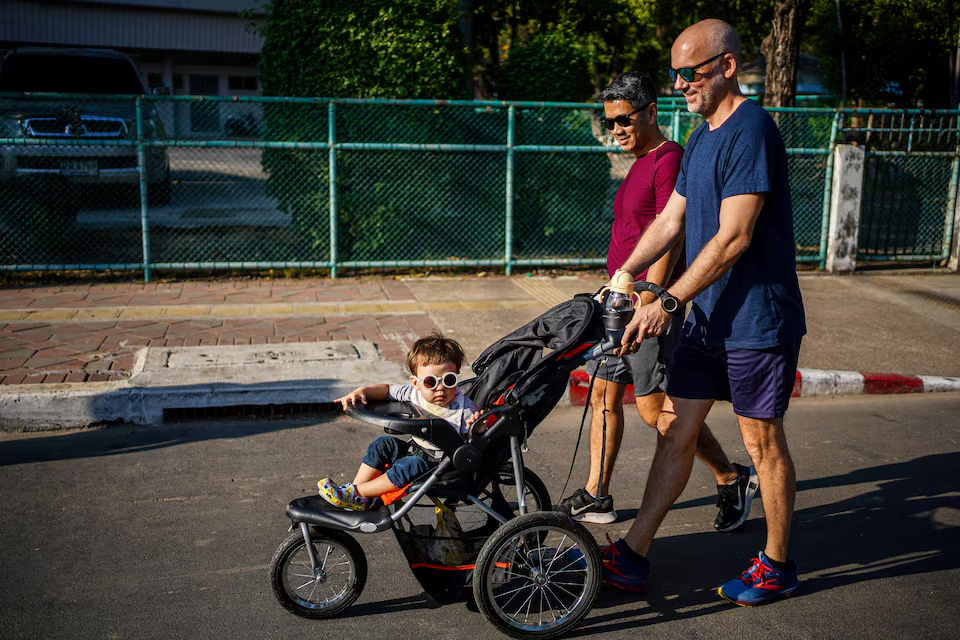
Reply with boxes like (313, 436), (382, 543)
(761, 0), (806, 107)
(952, 24), (960, 109)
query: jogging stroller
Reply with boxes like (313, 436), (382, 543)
(269, 279), (680, 639)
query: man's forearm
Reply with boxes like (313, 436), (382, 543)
(639, 235), (683, 305)
(620, 212), (684, 279)
(668, 193), (763, 305)
(668, 232), (749, 305)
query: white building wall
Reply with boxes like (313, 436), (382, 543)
(2, 0), (268, 137)
(0, 0), (264, 53)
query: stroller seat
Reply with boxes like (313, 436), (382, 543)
(286, 494), (390, 532)
(287, 401), (489, 533)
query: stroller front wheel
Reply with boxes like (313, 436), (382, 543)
(270, 527), (367, 618)
(472, 512), (601, 639)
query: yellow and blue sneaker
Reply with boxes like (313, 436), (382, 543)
(317, 478), (370, 511)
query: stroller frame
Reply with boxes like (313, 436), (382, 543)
(270, 284), (678, 639)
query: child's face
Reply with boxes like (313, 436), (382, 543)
(411, 360), (459, 407)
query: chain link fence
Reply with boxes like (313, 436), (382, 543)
(838, 111), (960, 263)
(0, 93), (956, 280)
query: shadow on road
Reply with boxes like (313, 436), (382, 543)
(2, 419), (957, 632)
(0, 414), (330, 467)
(569, 452), (960, 635)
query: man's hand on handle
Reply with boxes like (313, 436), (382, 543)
(615, 298), (671, 356)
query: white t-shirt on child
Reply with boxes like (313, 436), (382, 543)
(388, 383), (479, 458)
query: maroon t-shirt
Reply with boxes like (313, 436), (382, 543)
(606, 141), (685, 285)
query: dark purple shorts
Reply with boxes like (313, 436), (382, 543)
(666, 335), (802, 419)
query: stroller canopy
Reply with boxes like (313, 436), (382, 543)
(461, 295), (603, 431)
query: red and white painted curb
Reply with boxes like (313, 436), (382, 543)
(566, 368), (960, 406)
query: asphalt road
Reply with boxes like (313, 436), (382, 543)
(2, 393), (959, 640)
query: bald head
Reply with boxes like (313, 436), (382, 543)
(674, 19), (742, 64)
(670, 19), (744, 120)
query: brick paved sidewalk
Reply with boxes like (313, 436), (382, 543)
(0, 279), (441, 386)
(4, 271), (960, 389)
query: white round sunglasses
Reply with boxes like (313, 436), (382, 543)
(414, 371), (460, 390)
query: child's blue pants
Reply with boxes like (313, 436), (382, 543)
(362, 435), (436, 488)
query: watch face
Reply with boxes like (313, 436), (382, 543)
(663, 296), (683, 315)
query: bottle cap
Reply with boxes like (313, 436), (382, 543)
(610, 269), (635, 296)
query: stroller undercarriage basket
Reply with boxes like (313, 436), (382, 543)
(393, 493), (487, 604)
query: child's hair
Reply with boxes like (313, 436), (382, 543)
(407, 332), (466, 374)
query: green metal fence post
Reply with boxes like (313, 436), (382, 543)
(818, 110), (842, 269)
(329, 101), (338, 279)
(952, 112), (960, 271)
(136, 95), (152, 283)
(504, 105), (515, 276)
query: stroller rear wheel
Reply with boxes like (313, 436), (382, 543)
(456, 465), (551, 535)
(270, 527), (366, 618)
(472, 512), (601, 639)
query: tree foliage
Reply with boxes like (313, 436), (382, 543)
(806, 0), (960, 107)
(466, 1), (776, 100)
(496, 31), (593, 102)
(257, 0), (610, 264)
(257, 0), (959, 107)
(258, 0), (470, 99)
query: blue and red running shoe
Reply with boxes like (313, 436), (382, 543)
(717, 551), (800, 606)
(599, 536), (649, 593)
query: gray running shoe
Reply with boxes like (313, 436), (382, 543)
(557, 488), (617, 524)
(714, 463), (759, 532)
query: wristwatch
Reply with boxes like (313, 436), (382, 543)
(660, 291), (683, 316)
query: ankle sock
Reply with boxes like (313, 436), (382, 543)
(767, 556), (791, 572)
(621, 542), (646, 565)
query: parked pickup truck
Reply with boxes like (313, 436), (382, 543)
(0, 46), (171, 204)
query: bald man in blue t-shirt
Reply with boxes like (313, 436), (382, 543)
(598, 18), (807, 608)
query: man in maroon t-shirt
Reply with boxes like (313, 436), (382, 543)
(558, 72), (756, 531)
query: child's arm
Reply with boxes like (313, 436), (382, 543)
(466, 410), (497, 434)
(333, 384), (390, 410)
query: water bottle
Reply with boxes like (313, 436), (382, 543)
(593, 269), (638, 357)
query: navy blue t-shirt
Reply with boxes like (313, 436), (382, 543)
(675, 99), (806, 349)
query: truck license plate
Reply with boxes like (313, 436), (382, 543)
(60, 160), (98, 176)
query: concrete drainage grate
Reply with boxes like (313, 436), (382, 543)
(163, 402), (335, 422)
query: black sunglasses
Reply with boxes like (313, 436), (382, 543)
(599, 103), (652, 131)
(669, 52), (728, 83)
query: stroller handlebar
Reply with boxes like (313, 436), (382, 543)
(633, 280), (682, 315)
(344, 401), (466, 456)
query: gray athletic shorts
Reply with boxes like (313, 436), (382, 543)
(585, 314), (683, 397)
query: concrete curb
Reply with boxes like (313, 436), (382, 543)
(0, 342), (406, 431)
(567, 368), (960, 406)
(3, 339), (959, 430)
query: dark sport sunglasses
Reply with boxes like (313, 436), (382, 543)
(599, 102), (651, 131)
(415, 371), (460, 390)
(668, 52), (729, 83)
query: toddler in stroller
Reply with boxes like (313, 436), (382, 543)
(321, 333), (485, 511)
